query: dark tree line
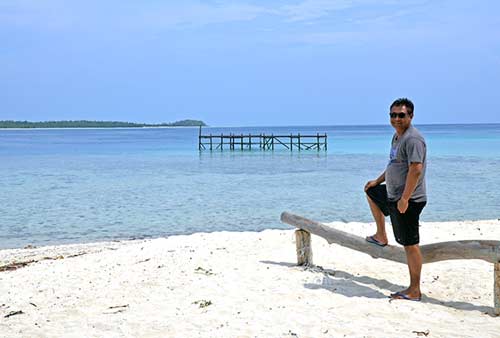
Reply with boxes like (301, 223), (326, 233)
(0, 119), (206, 128)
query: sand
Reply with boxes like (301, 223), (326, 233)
(1, 219), (500, 337)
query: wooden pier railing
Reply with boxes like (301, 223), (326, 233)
(198, 127), (327, 151)
(280, 211), (500, 315)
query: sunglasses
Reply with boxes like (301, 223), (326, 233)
(389, 112), (409, 119)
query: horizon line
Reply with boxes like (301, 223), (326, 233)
(1, 121), (500, 131)
(205, 122), (500, 128)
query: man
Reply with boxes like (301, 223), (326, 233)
(364, 98), (427, 301)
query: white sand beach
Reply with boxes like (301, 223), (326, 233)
(1, 219), (500, 338)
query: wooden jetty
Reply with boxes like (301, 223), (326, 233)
(198, 126), (327, 151)
(280, 211), (500, 315)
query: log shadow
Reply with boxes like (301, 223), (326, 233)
(260, 260), (495, 316)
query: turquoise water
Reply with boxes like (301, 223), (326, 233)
(1, 124), (499, 249)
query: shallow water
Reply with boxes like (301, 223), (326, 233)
(1, 124), (499, 248)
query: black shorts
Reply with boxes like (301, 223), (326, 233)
(366, 184), (426, 246)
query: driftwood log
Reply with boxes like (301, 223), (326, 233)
(281, 211), (500, 316)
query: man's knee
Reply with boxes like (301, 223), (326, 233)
(404, 244), (421, 253)
(366, 194), (382, 210)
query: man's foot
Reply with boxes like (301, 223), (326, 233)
(390, 290), (421, 301)
(365, 235), (388, 247)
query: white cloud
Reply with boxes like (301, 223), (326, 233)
(279, 0), (402, 22)
(142, 3), (272, 28)
(290, 31), (364, 45)
(0, 0), (480, 48)
(0, 1), (278, 32)
(0, 1), (426, 31)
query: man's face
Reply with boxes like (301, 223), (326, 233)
(390, 105), (412, 133)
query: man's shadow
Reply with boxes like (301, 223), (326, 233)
(260, 260), (495, 316)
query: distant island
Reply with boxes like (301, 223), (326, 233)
(0, 119), (207, 128)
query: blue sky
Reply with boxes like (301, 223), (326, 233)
(1, 0), (499, 126)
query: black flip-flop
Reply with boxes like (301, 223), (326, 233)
(365, 235), (387, 247)
(390, 291), (421, 302)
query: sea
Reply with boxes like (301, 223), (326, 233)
(1, 124), (499, 249)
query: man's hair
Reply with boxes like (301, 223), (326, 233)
(390, 98), (414, 116)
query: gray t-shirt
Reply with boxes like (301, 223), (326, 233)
(385, 126), (427, 202)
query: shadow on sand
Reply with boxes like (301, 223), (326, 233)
(260, 260), (495, 316)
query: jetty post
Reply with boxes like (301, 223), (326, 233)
(198, 126), (202, 150)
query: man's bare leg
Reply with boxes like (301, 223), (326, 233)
(393, 244), (422, 299)
(404, 244), (422, 297)
(366, 195), (388, 245)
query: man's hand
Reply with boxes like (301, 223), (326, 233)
(364, 180), (378, 192)
(397, 197), (409, 213)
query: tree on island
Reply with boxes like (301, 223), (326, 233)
(0, 119), (207, 128)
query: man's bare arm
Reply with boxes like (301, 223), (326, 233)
(364, 171), (386, 192)
(397, 163), (423, 212)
